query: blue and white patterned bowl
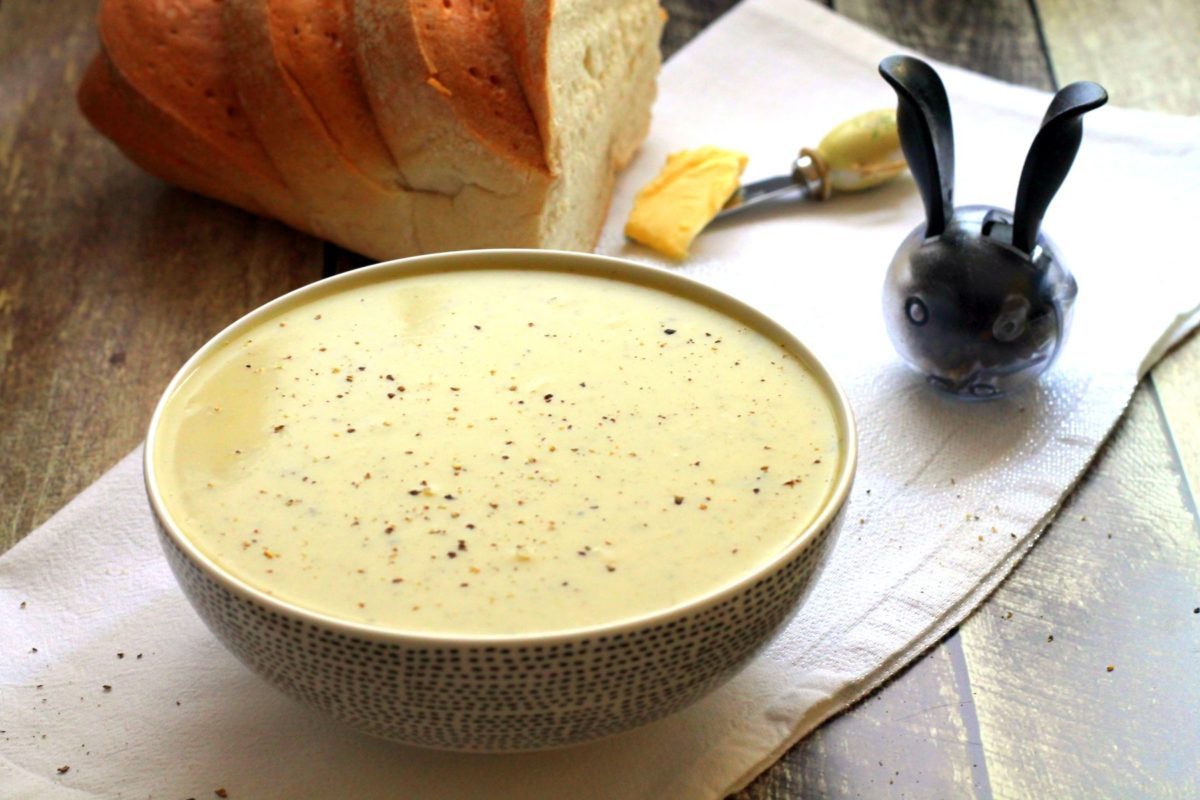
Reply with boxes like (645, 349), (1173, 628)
(144, 250), (857, 752)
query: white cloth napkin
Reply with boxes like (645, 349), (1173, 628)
(3, 1), (1199, 797)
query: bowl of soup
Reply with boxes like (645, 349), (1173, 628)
(144, 249), (856, 751)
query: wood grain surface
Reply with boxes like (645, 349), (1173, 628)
(661, 0), (747, 60)
(958, 389), (1200, 798)
(0, 0), (323, 550)
(1154, 340), (1200, 518)
(1038, 0), (1200, 116)
(1, 0), (1197, 797)
(732, 0), (1200, 796)
(835, 0), (1055, 90)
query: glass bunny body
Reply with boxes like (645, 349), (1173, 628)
(884, 205), (1077, 398)
(878, 55), (1105, 399)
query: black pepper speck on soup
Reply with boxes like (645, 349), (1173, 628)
(154, 269), (841, 634)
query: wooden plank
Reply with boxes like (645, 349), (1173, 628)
(1036, 0), (1200, 115)
(1036, 0), (1200, 540)
(660, 0), (749, 62)
(1036, 18), (1200, 796)
(322, 245), (375, 279)
(737, 1), (1058, 796)
(957, 387), (1200, 798)
(1153, 336), (1200, 518)
(0, 0), (323, 552)
(733, 632), (991, 799)
(833, 0), (1055, 90)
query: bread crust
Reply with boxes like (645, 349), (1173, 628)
(260, 0), (399, 186)
(78, 0), (662, 259)
(409, 0), (548, 173)
(497, 0), (553, 168)
(97, 0), (287, 189)
(78, 49), (309, 225)
(225, 0), (418, 255)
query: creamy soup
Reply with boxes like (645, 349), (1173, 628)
(152, 266), (842, 635)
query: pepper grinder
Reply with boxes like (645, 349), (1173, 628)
(879, 55), (1107, 399)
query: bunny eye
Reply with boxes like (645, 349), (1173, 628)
(905, 297), (928, 326)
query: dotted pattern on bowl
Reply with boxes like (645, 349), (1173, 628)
(157, 511), (840, 752)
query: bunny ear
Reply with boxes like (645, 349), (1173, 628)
(879, 55), (955, 237)
(1011, 81), (1108, 254)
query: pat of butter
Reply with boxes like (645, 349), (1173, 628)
(625, 146), (748, 260)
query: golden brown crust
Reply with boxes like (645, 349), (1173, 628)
(78, 50), (273, 217)
(263, 0), (398, 184)
(78, 0), (662, 259)
(96, 0), (287, 189)
(410, 0), (547, 173)
(496, 0), (552, 168)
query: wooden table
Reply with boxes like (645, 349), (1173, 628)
(2, 1), (1197, 796)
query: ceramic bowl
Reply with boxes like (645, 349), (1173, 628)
(144, 250), (856, 752)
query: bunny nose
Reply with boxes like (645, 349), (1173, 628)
(992, 295), (1031, 342)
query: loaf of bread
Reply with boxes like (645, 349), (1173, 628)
(77, 0), (665, 259)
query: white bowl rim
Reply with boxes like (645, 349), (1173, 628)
(144, 249), (858, 647)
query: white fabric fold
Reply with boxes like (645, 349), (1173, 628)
(3, 1), (1199, 797)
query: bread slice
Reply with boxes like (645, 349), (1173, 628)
(519, 0), (665, 249)
(78, 0), (664, 260)
(223, 0), (414, 255)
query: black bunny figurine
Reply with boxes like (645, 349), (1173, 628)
(879, 55), (1107, 399)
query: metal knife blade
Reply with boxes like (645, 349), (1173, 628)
(711, 152), (826, 224)
(714, 176), (810, 222)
